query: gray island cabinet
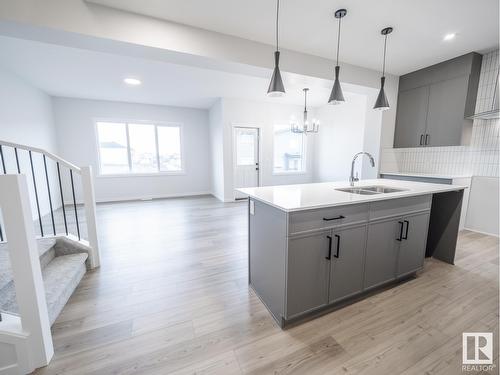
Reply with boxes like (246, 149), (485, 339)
(242, 179), (465, 327)
(248, 193), (432, 327)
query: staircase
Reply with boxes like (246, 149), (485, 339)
(0, 237), (89, 326)
(0, 139), (100, 375)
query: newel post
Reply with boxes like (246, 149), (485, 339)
(0, 174), (54, 370)
(81, 166), (100, 268)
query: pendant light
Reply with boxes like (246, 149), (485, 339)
(267, 0), (285, 97)
(291, 88), (319, 134)
(373, 27), (393, 110)
(328, 9), (347, 105)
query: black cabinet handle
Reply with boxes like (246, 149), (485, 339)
(420, 134), (424, 146)
(334, 234), (340, 258)
(397, 221), (404, 241)
(323, 215), (345, 221)
(403, 220), (409, 240)
(425, 134), (430, 145)
(326, 235), (332, 260)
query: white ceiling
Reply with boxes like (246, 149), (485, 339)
(0, 36), (363, 109)
(87, 0), (499, 75)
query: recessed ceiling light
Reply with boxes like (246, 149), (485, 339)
(124, 77), (141, 86)
(443, 33), (456, 41)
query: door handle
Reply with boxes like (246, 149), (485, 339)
(334, 234), (340, 258)
(420, 134), (424, 146)
(326, 235), (332, 260)
(425, 134), (430, 146)
(397, 221), (404, 241)
(323, 215), (345, 221)
(403, 220), (409, 240)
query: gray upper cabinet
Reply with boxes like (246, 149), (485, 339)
(394, 52), (482, 148)
(329, 224), (367, 303)
(394, 86), (429, 148)
(286, 231), (330, 318)
(426, 76), (471, 147)
(397, 213), (430, 277)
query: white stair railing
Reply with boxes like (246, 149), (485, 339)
(0, 140), (100, 268)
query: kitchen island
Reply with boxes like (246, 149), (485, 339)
(238, 179), (466, 327)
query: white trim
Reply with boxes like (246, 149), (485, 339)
(272, 171), (308, 176)
(93, 190), (213, 204)
(94, 119), (185, 177)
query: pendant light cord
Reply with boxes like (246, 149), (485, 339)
(276, 0), (280, 51)
(382, 34), (387, 77)
(336, 16), (342, 66)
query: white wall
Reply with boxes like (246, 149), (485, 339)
(0, 66), (60, 221)
(218, 98), (315, 201)
(208, 99), (224, 201)
(314, 91), (376, 182)
(53, 97), (211, 202)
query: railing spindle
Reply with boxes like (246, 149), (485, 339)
(14, 147), (20, 174)
(29, 151), (44, 237)
(56, 162), (68, 235)
(70, 169), (80, 240)
(0, 145), (6, 174)
(43, 155), (56, 236)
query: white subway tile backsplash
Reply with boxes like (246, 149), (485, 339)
(380, 50), (499, 177)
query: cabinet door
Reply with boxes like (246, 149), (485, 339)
(286, 231), (331, 317)
(397, 213), (430, 277)
(394, 86), (429, 148)
(426, 75), (470, 147)
(329, 225), (367, 303)
(364, 219), (401, 289)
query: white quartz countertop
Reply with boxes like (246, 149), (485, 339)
(237, 179), (467, 212)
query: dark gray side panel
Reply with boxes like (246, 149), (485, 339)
(426, 190), (464, 264)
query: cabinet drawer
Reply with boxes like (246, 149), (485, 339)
(369, 195), (432, 220)
(289, 204), (369, 234)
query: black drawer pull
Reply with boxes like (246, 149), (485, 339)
(419, 134), (424, 146)
(326, 235), (332, 260)
(403, 220), (409, 240)
(397, 221), (404, 241)
(425, 134), (430, 145)
(334, 234), (340, 258)
(323, 215), (345, 221)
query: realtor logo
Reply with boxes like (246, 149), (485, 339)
(462, 332), (493, 365)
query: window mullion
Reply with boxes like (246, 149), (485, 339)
(154, 125), (160, 172)
(125, 123), (132, 172)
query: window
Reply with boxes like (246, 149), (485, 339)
(96, 121), (183, 175)
(273, 124), (305, 173)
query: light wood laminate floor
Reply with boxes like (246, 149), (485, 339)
(35, 196), (499, 374)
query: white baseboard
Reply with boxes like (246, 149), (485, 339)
(63, 191), (214, 205)
(462, 227), (500, 238)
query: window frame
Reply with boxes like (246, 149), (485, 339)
(272, 123), (307, 175)
(94, 119), (185, 177)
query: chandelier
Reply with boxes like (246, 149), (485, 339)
(291, 88), (319, 134)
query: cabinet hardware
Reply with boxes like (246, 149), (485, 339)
(397, 221), (404, 241)
(403, 220), (409, 240)
(425, 134), (430, 145)
(420, 134), (424, 146)
(323, 215), (345, 221)
(326, 235), (332, 260)
(334, 234), (340, 258)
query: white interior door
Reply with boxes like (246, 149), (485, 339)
(233, 127), (259, 199)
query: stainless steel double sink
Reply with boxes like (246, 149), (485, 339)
(335, 185), (407, 195)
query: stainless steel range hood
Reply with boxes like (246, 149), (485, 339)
(467, 69), (499, 120)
